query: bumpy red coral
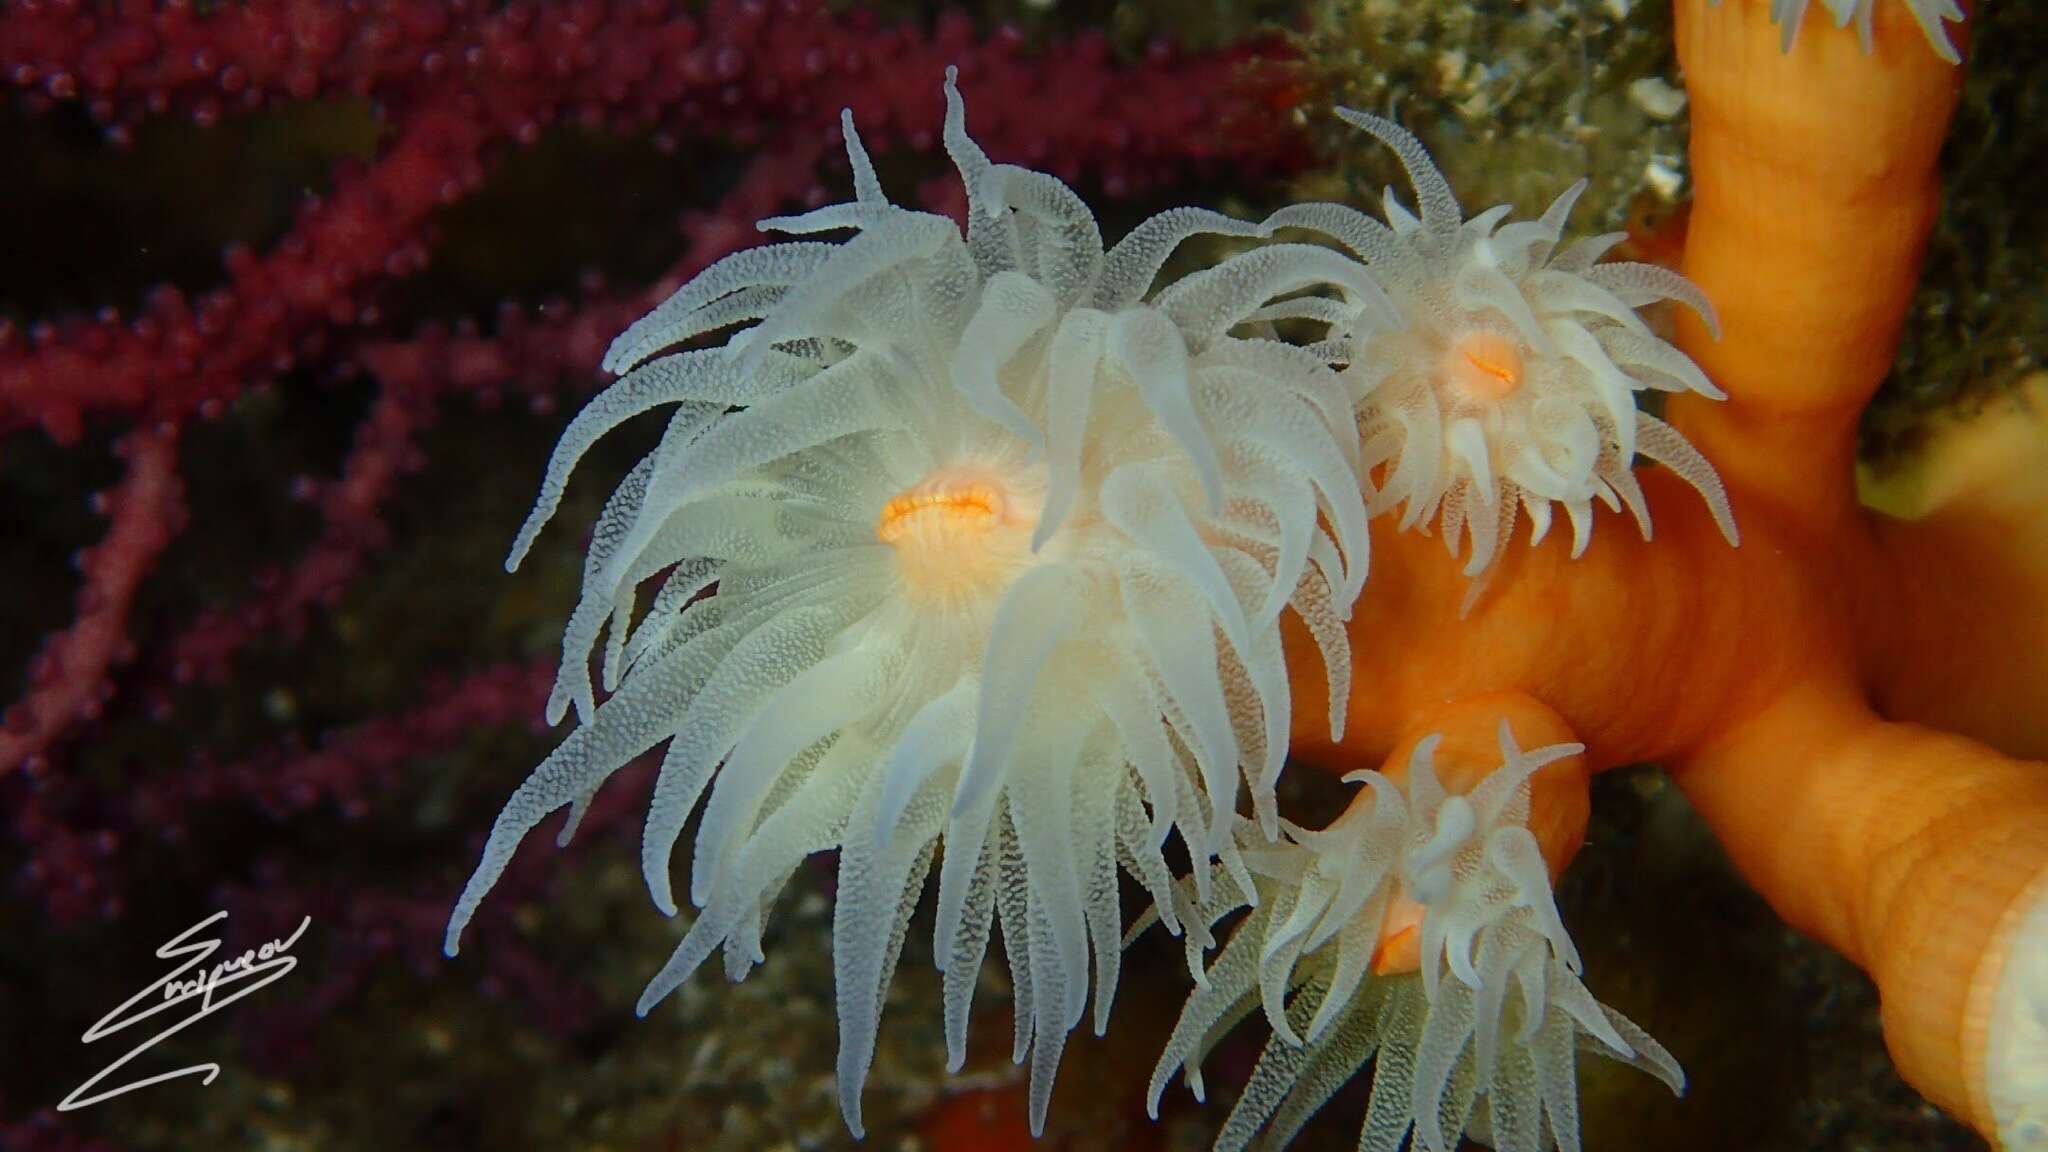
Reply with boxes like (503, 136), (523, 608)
(0, 425), (184, 775)
(1, 0), (1309, 790)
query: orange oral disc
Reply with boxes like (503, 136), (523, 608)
(1447, 330), (1526, 403)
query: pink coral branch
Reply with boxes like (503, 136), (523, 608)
(0, 11), (1320, 1149)
(4, 1), (1302, 182)
(167, 383), (432, 686)
(0, 100), (474, 440)
(0, 0), (1310, 758)
(164, 133), (837, 684)
(354, 131), (833, 407)
(10, 660), (553, 923)
(2, 0), (1304, 442)
(0, 0), (1309, 946)
(143, 661), (553, 830)
(0, 425), (185, 775)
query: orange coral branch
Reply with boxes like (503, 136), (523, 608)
(1285, 473), (1830, 774)
(1667, 0), (1964, 514)
(1672, 679), (2048, 1136)
(1863, 375), (2048, 759)
(1279, 7), (2048, 1141)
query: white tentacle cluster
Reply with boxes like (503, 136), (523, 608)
(1711, 0), (1966, 64)
(1149, 725), (1683, 1152)
(445, 63), (1727, 1148)
(1278, 110), (1737, 577)
(445, 70), (1373, 1137)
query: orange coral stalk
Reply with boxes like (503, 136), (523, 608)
(1280, 494), (2044, 1143)
(1864, 374), (2048, 759)
(1645, 4), (2048, 1138)
(1667, 0), (1965, 513)
(1282, 476), (1809, 774)
(1274, 2), (2048, 1141)
(1663, 0), (2048, 766)
(1673, 679), (2048, 1141)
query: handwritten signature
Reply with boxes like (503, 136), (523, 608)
(59, 910), (311, 1112)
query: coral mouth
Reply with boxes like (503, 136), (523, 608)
(877, 476), (1008, 543)
(878, 466), (1040, 602)
(1446, 330), (1527, 403)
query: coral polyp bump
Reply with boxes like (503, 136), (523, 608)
(445, 71), (1375, 1136)
(1275, 110), (1738, 576)
(1149, 724), (1681, 1152)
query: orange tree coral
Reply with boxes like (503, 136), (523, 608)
(1275, 1), (2046, 1147)
(412, 1), (2039, 1149)
(9, 1), (2035, 1150)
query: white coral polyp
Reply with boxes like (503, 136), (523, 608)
(1150, 725), (1682, 1152)
(443, 70), (1373, 1138)
(1278, 110), (1738, 576)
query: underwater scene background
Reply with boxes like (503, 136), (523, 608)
(3, 1), (2043, 1150)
